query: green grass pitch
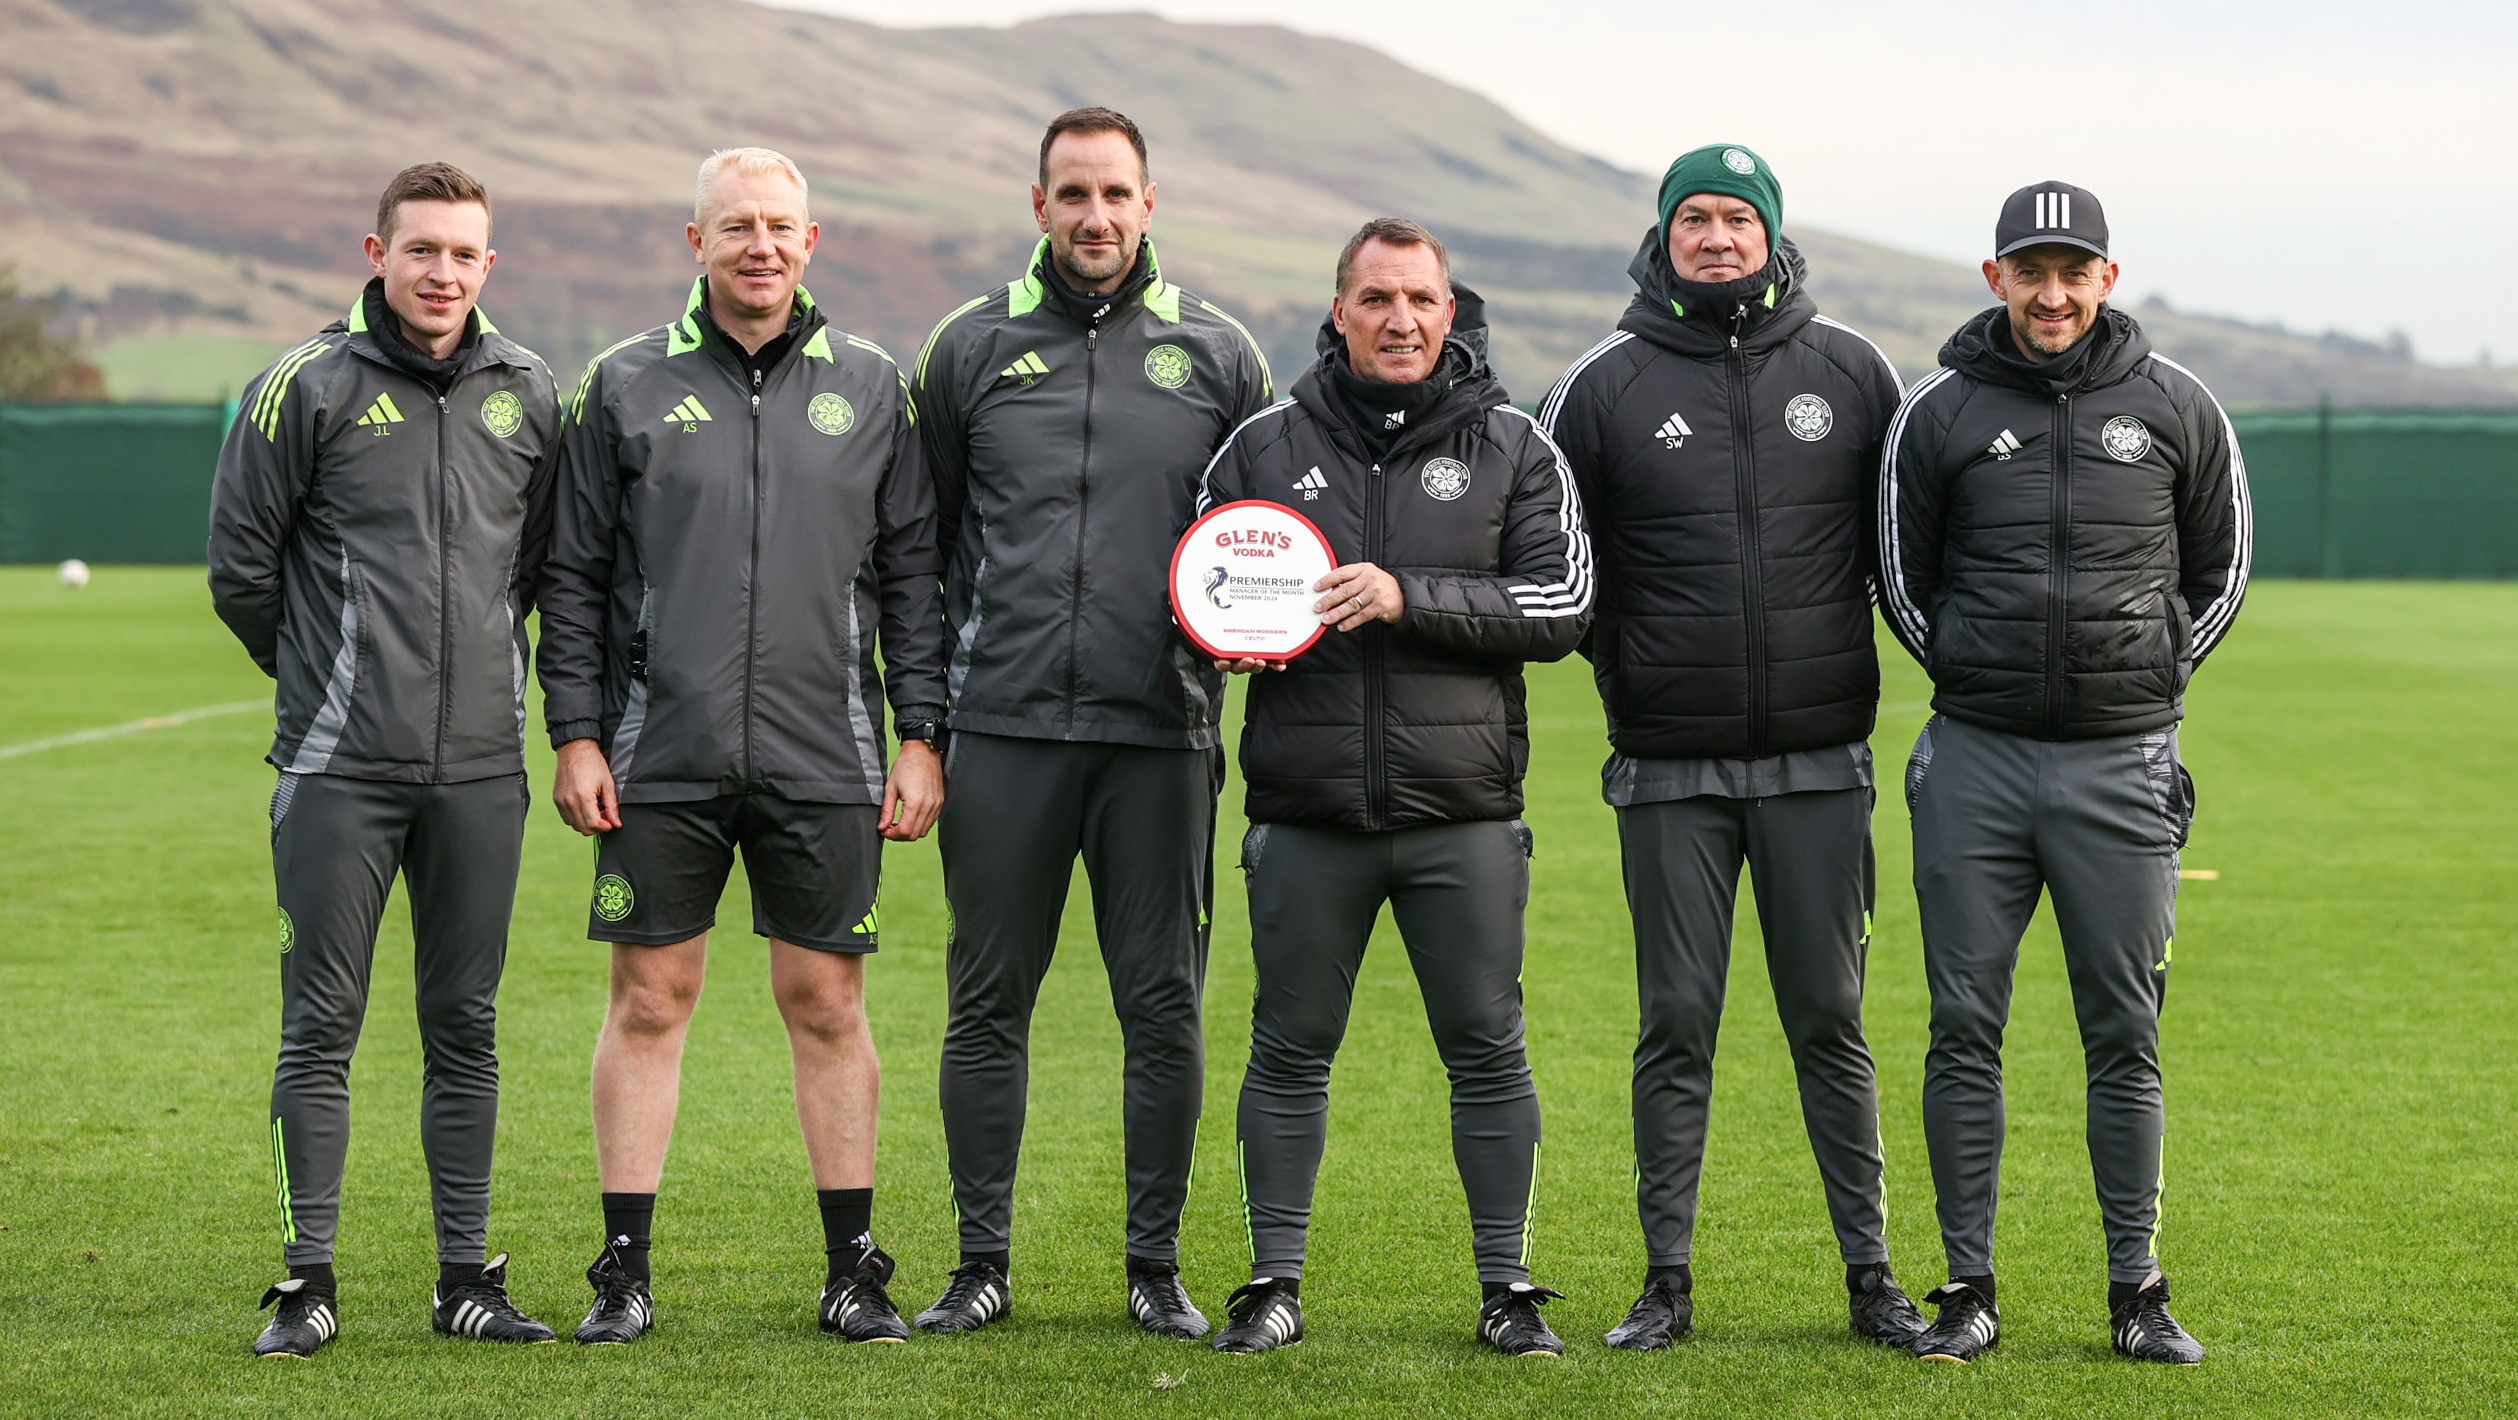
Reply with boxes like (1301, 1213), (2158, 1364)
(1, 568), (2511, 1417)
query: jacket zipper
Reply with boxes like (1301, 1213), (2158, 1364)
(432, 391), (452, 777)
(2046, 391), (2071, 733)
(1069, 323), (1098, 730)
(744, 365), (764, 779)
(1364, 458), (1387, 827)
(1726, 311), (1768, 756)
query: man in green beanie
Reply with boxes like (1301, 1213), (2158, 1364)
(1540, 143), (1923, 1351)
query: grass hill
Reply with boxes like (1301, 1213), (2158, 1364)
(5, 0), (2512, 406)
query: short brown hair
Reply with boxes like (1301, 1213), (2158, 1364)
(1336, 217), (1450, 296)
(375, 162), (491, 245)
(1038, 107), (1148, 187)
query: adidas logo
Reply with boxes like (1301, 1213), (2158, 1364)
(1293, 467), (1328, 502)
(355, 392), (406, 435)
(1657, 412), (1692, 449)
(1000, 350), (1049, 386)
(1383, 409), (1407, 430)
(665, 395), (712, 432)
(851, 906), (878, 937)
(1988, 428), (2022, 460)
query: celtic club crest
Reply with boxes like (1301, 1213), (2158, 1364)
(1784, 393), (1833, 442)
(808, 392), (856, 436)
(593, 874), (635, 923)
(2102, 415), (2152, 462)
(480, 389), (524, 439)
(1144, 344), (1192, 390)
(1420, 457), (1470, 501)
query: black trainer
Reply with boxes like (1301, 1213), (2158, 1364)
(432, 1253), (557, 1343)
(820, 1244), (911, 1343)
(1911, 1282), (1999, 1363)
(574, 1236), (655, 1345)
(252, 1279), (338, 1359)
(1211, 1278), (1303, 1354)
(2111, 1277), (2204, 1365)
(1849, 1267), (1927, 1347)
(1604, 1276), (1692, 1351)
(914, 1261), (1010, 1334)
(1126, 1260), (1210, 1339)
(1477, 1283), (1567, 1358)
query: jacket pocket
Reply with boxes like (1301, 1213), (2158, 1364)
(1904, 715), (1940, 815)
(2138, 730), (2196, 849)
(1509, 818), (1535, 859)
(1239, 823), (1271, 876)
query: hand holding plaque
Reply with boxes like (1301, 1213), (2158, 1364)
(1170, 501), (1338, 664)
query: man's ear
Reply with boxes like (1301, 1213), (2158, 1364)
(1981, 258), (2004, 297)
(1331, 294), (1348, 335)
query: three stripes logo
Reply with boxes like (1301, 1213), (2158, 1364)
(1988, 428), (2023, 461)
(1293, 466), (1328, 502)
(355, 391), (406, 436)
(851, 905), (878, 940)
(664, 395), (712, 433)
(1657, 412), (1693, 450)
(2033, 190), (2074, 231)
(1000, 350), (1050, 386)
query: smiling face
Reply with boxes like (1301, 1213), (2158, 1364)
(1985, 244), (2119, 360)
(363, 199), (494, 359)
(1034, 128), (1154, 295)
(687, 167), (816, 325)
(1665, 192), (1769, 283)
(1333, 238), (1455, 384)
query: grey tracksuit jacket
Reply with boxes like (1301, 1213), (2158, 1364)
(210, 292), (563, 782)
(537, 280), (948, 803)
(916, 238), (1274, 749)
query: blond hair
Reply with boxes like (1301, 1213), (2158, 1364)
(694, 147), (808, 223)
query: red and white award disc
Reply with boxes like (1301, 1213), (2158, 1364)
(1169, 500), (1337, 663)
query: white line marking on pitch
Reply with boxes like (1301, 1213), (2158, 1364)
(0, 700), (266, 762)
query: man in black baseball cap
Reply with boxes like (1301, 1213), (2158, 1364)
(1877, 180), (2252, 1365)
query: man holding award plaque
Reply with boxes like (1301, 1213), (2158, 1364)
(912, 108), (1275, 1338)
(1188, 218), (1592, 1359)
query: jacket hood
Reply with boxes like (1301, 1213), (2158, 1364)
(1617, 224), (1815, 357)
(1940, 303), (2153, 396)
(1291, 281), (1507, 454)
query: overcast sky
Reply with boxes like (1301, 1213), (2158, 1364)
(770, 0), (2518, 365)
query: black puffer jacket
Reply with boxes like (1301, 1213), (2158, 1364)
(1194, 292), (1591, 829)
(1541, 230), (1903, 759)
(1879, 305), (2251, 739)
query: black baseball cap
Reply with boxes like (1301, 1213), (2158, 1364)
(1995, 181), (2108, 260)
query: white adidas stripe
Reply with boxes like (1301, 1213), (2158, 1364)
(1877, 367), (1960, 658)
(1495, 405), (1594, 620)
(2144, 354), (2253, 654)
(1196, 399), (1297, 514)
(1811, 315), (1906, 399)
(1537, 329), (1634, 436)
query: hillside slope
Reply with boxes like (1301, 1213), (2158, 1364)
(3, 0), (2507, 406)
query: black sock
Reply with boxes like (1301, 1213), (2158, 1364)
(602, 1191), (656, 1284)
(1264, 1277), (1300, 1298)
(960, 1249), (1011, 1275)
(1648, 1263), (1694, 1293)
(1126, 1253), (1177, 1278)
(437, 1261), (484, 1295)
(1952, 1273), (1996, 1306)
(2108, 1278), (2152, 1311)
(819, 1188), (874, 1282)
(288, 1261), (337, 1298)
(1481, 1279), (1527, 1301)
(1847, 1262), (1893, 1294)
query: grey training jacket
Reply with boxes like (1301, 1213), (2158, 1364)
(916, 239), (1273, 749)
(209, 291), (562, 783)
(537, 280), (948, 804)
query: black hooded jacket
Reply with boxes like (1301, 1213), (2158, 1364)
(1879, 305), (2251, 739)
(1195, 290), (1591, 829)
(1539, 228), (1904, 761)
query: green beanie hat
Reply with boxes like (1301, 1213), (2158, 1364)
(1657, 143), (1782, 244)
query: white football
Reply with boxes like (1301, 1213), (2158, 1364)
(57, 558), (91, 589)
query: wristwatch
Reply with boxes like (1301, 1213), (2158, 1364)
(897, 718), (946, 752)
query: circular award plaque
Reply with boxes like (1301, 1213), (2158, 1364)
(1169, 500), (1338, 663)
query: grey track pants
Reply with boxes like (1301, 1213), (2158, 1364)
(1235, 819), (1542, 1285)
(936, 732), (1219, 1262)
(1620, 787), (1888, 1270)
(268, 770), (526, 1266)
(1908, 715), (2191, 1285)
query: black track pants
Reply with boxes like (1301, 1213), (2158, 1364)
(1908, 715), (2189, 1285)
(268, 771), (525, 1266)
(1620, 787), (1889, 1270)
(1235, 819), (1542, 1285)
(936, 732), (1219, 1262)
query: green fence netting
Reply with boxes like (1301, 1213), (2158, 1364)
(1, 402), (2513, 574)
